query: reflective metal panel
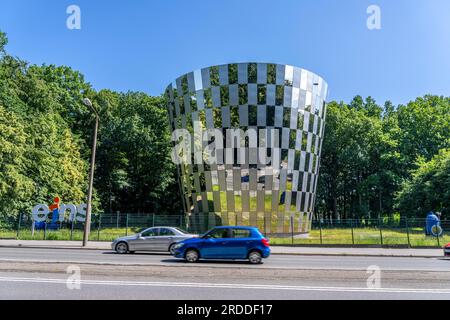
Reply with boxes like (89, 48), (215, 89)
(165, 63), (328, 235)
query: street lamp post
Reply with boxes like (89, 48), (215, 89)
(82, 98), (99, 247)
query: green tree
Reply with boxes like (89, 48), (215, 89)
(397, 95), (450, 167)
(396, 149), (450, 217)
(94, 92), (181, 214)
(0, 31), (7, 55)
(25, 112), (87, 206)
(316, 99), (401, 220)
(0, 106), (34, 218)
(0, 30), (90, 215)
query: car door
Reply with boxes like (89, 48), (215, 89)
(130, 227), (159, 251)
(228, 228), (253, 259)
(155, 228), (177, 251)
(200, 228), (231, 258)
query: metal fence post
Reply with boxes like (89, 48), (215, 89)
(379, 217), (383, 246)
(125, 214), (129, 236)
(152, 213), (155, 227)
(319, 219), (323, 245)
(351, 218), (355, 245)
(97, 215), (101, 241)
(44, 222), (47, 240)
(290, 216), (294, 245)
(70, 217), (74, 241)
(405, 216), (411, 248)
(436, 228), (441, 247)
(116, 211), (120, 229)
(31, 220), (35, 238)
(263, 216), (267, 235)
(16, 212), (22, 239)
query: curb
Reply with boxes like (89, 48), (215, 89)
(0, 244), (106, 251)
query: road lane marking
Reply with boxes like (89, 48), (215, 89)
(0, 276), (449, 294)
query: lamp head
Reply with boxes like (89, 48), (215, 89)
(82, 98), (93, 108)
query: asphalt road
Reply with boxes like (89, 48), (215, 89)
(0, 246), (448, 271)
(0, 247), (449, 300)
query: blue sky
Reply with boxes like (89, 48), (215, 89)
(1, 0), (449, 105)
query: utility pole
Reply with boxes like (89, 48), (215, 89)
(82, 98), (99, 247)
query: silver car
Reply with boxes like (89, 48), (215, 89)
(111, 227), (197, 254)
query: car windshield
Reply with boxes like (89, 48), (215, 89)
(136, 227), (148, 234)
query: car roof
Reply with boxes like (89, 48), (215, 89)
(213, 226), (257, 230)
(148, 226), (177, 229)
(145, 226), (183, 232)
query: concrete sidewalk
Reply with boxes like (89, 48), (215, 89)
(0, 239), (443, 257)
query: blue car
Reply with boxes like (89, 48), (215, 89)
(172, 226), (270, 264)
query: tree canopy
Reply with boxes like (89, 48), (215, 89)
(396, 149), (450, 217)
(0, 30), (181, 217)
(316, 95), (450, 220)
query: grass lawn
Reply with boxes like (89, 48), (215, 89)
(269, 227), (448, 247)
(5, 227), (141, 242)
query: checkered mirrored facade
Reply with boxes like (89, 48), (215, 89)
(165, 63), (328, 234)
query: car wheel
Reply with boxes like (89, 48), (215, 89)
(248, 251), (262, 264)
(115, 242), (129, 254)
(185, 249), (199, 263)
(169, 243), (176, 255)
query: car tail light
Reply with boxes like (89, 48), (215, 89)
(262, 238), (270, 247)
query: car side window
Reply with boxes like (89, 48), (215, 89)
(141, 228), (157, 237)
(207, 228), (230, 239)
(159, 228), (175, 236)
(232, 229), (251, 238)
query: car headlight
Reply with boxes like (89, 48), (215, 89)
(173, 243), (184, 250)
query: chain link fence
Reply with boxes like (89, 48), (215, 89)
(0, 213), (448, 247)
(287, 217), (449, 247)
